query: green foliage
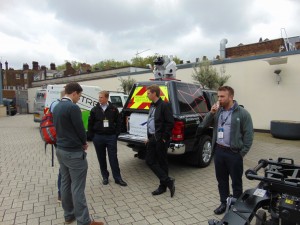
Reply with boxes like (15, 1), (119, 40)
(119, 76), (136, 94)
(92, 59), (131, 71)
(56, 60), (82, 71)
(192, 60), (230, 89)
(131, 55), (181, 68)
(56, 55), (182, 72)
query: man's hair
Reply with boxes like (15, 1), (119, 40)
(99, 90), (109, 98)
(64, 82), (83, 94)
(218, 86), (234, 96)
(147, 84), (160, 97)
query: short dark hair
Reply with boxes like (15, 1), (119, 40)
(147, 84), (160, 97)
(64, 82), (83, 95)
(218, 86), (234, 96)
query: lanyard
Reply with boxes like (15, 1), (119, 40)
(220, 110), (232, 127)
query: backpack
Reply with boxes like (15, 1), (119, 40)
(40, 108), (56, 144)
(40, 101), (59, 166)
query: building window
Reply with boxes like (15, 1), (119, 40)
(24, 73), (28, 79)
(16, 74), (20, 79)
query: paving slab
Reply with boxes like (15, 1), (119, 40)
(0, 114), (299, 225)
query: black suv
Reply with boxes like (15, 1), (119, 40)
(118, 80), (217, 167)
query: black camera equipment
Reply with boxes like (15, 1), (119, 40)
(208, 157), (300, 225)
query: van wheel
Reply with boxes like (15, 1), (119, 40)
(186, 135), (213, 168)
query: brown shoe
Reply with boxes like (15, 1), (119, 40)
(64, 217), (76, 224)
(90, 221), (104, 225)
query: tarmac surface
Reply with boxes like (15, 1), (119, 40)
(0, 114), (300, 225)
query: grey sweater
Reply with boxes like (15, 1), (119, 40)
(53, 99), (86, 152)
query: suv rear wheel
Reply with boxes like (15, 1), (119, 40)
(186, 135), (213, 168)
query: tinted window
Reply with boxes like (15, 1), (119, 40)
(110, 96), (123, 108)
(176, 83), (208, 114)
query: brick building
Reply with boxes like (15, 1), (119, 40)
(225, 37), (300, 59)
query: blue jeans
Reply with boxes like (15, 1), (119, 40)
(93, 134), (122, 181)
(56, 148), (91, 225)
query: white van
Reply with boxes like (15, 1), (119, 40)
(44, 84), (128, 129)
(33, 88), (47, 122)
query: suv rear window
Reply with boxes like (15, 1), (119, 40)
(175, 83), (208, 114)
(126, 85), (169, 110)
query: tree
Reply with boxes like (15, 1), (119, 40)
(119, 76), (136, 94)
(56, 60), (82, 71)
(92, 59), (131, 71)
(192, 59), (230, 89)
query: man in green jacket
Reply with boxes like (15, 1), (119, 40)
(198, 86), (253, 215)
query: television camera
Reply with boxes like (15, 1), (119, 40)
(209, 157), (300, 225)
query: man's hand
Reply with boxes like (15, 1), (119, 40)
(144, 139), (149, 145)
(211, 102), (220, 114)
(83, 143), (88, 151)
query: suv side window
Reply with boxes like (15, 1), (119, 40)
(176, 83), (208, 114)
(110, 96), (123, 108)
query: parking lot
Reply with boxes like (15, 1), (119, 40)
(1, 114), (300, 225)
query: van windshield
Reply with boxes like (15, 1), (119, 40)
(35, 91), (46, 102)
(126, 85), (168, 110)
(110, 96), (123, 108)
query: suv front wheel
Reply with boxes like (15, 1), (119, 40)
(186, 135), (213, 168)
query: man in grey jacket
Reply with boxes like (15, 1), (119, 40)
(198, 86), (253, 215)
(53, 82), (103, 225)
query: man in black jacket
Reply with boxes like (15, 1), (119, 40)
(88, 90), (127, 186)
(146, 84), (175, 197)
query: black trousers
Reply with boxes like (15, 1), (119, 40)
(214, 145), (243, 203)
(93, 134), (121, 181)
(146, 136), (169, 188)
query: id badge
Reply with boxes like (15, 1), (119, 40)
(103, 119), (109, 128)
(218, 127), (224, 139)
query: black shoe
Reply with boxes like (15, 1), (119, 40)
(102, 178), (109, 185)
(152, 187), (166, 195)
(214, 203), (226, 215)
(115, 179), (127, 186)
(167, 178), (175, 198)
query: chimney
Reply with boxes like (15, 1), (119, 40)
(5, 61), (8, 70)
(32, 61), (39, 70)
(23, 63), (29, 70)
(41, 65), (47, 79)
(50, 63), (56, 70)
(220, 38), (228, 59)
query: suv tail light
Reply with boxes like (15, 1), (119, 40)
(172, 121), (184, 141)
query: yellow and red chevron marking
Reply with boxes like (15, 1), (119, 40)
(127, 85), (169, 109)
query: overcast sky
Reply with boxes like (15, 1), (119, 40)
(1, 0), (299, 69)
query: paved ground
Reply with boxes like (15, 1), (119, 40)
(0, 114), (300, 225)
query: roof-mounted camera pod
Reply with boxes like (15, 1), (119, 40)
(152, 55), (179, 81)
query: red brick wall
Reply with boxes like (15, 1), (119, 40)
(226, 38), (285, 59)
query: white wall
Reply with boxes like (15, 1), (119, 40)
(28, 53), (300, 129)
